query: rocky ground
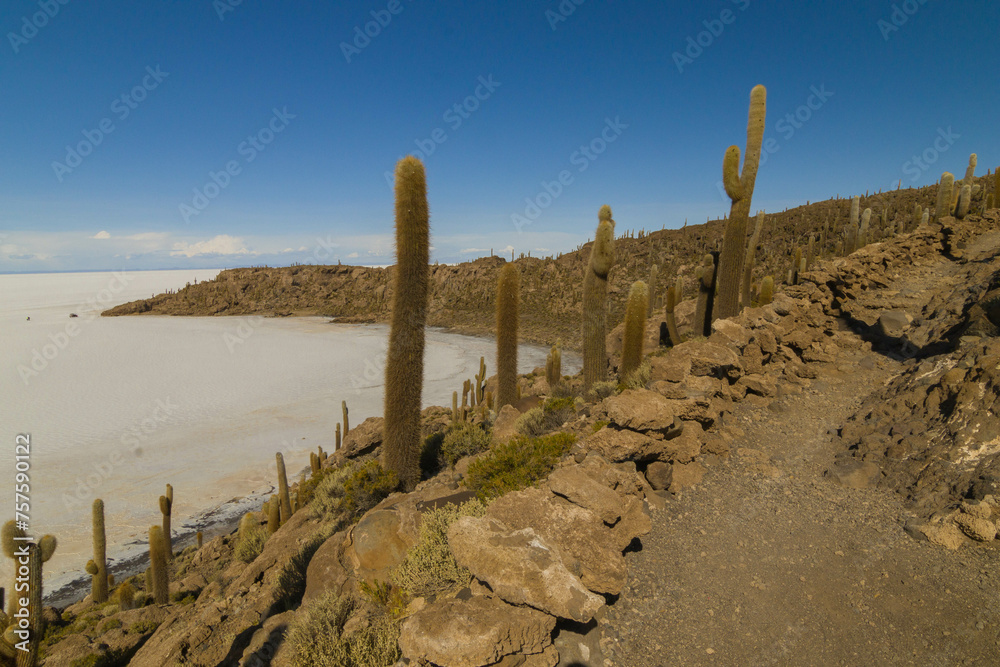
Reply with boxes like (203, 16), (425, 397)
(25, 201), (1000, 666)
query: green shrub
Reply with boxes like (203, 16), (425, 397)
(128, 620), (160, 634)
(466, 433), (576, 501)
(592, 419), (609, 433)
(621, 359), (651, 390)
(285, 592), (401, 667)
(515, 398), (576, 437)
(98, 617), (122, 633)
(440, 422), (492, 466)
(234, 520), (267, 563)
(392, 499), (487, 597)
(514, 407), (545, 436)
(358, 579), (408, 618)
(69, 651), (129, 667)
(587, 381), (618, 401)
(310, 460), (398, 521)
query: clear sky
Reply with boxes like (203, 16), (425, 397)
(1, 0), (997, 272)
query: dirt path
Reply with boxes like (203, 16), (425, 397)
(597, 229), (1000, 666)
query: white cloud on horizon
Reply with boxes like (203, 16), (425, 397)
(170, 234), (256, 258)
(92, 231), (111, 240)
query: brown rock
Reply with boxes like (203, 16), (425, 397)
(492, 404), (522, 443)
(677, 340), (743, 378)
(603, 389), (675, 432)
(340, 416), (383, 457)
(742, 342), (764, 374)
(738, 373), (778, 397)
(303, 530), (351, 604)
(610, 495), (652, 550)
(669, 461), (706, 493)
(753, 329), (778, 355)
(398, 595), (556, 667)
(825, 460), (880, 489)
(645, 461), (671, 490)
(448, 516), (605, 622)
(919, 522), (966, 550)
(710, 319), (751, 349)
(582, 426), (668, 463)
(547, 466), (623, 524)
(954, 514), (997, 542)
(649, 354), (692, 383)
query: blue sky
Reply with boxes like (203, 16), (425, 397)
(1, 0), (997, 272)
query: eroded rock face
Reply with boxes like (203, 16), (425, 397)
(582, 426), (666, 463)
(492, 404), (523, 443)
(398, 595), (556, 667)
(603, 389), (676, 432)
(547, 466), (624, 524)
(447, 515), (605, 623)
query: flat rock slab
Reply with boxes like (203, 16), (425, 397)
(603, 389), (676, 432)
(547, 465), (623, 524)
(398, 595), (555, 667)
(448, 515), (605, 623)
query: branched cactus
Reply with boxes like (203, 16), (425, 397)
(159, 485), (173, 560)
(496, 263), (520, 409)
(91, 499), (108, 603)
(621, 281), (649, 383)
(582, 207), (616, 389)
(741, 211), (764, 309)
(383, 156), (430, 492)
(717, 85), (767, 319)
(935, 173), (954, 220)
(276, 452), (292, 523)
(148, 526), (169, 604)
(694, 254), (716, 337)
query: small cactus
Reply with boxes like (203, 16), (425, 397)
(114, 581), (135, 611)
(276, 452), (292, 523)
(267, 496), (280, 534)
(758, 276), (775, 306)
(336, 423), (341, 451)
(620, 281), (649, 384)
(955, 184), (971, 219)
(545, 345), (562, 387)
(912, 202), (922, 231)
(962, 153), (977, 188)
(342, 401), (350, 437)
(91, 499), (109, 603)
(196, 531), (203, 549)
(149, 526), (169, 604)
(495, 263), (520, 410)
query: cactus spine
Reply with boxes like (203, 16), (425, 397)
(276, 452), (292, 523)
(159, 484), (172, 560)
(582, 207), (616, 389)
(664, 285), (682, 346)
(741, 211), (764, 309)
(621, 281), (649, 383)
(495, 263), (520, 410)
(717, 84), (767, 319)
(91, 499), (108, 603)
(148, 526), (169, 604)
(935, 173), (954, 220)
(382, 156), (430, 492)
(758, 276), (775, 305)
(694, 254), (716, 337)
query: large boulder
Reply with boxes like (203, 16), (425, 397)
(674, 340), (743, 379)
(448, 516), (605, 623)
(339, 416), (384, 458)
(398, 595), (556, 667)
(603, 389), (675, 432)
(582, 427), (668, 463)
(547, 466), (624, 524)
(488, 486), (627, 595)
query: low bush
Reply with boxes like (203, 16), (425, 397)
(285, 592), (400, 667)
(310, 459), (398, 521)
(465, 432), (575, 501)
(234, 519), (267, 564)
(440, 422), (492, 466)
(392, 499), (487, 597)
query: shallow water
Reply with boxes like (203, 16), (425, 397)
(0, 269), (578, 602)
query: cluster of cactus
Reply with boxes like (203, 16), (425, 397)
(620, 281), (649, 383)
(2, 521), (57, 666)
(693, 254), (717, 337)
(717, 84), (767, 319)
(582, 206), (616, 389)
(382, 156), (430, 492)
(545, 344), (561, 387)
(310, 446), (328, 475)
(495, 263), (520, 409)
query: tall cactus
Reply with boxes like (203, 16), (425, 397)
(912, 202), (922, 231)
(341, 401), (349, 438)
(3, 520), (25, 618)
(962, 153), (977, 188)
(955, 184), (971, 219)
(664, 285), (682, 346)
(276, 452), (292, 523)
(859, 209), (871, 248)
(582, 207), (616, 389)
(694, 254), (716, 337)
(935, 172), (954, 220)
(3, 528), (56, 667)
(716, 84), (767, 319)
(620, 281), (649, 383)
(335, 423), (341, 451)
(148, 525), (169, 605)
(495, 263), (520, 410)
(91, 499), (108, 603)
(741, 211), (764, 309)
(267, 496), (280, 534)
(646, 264), (658, 318)
(159, 484), (172, 560)
(383, 156), (430, 492)
(545, 345), (561, 387)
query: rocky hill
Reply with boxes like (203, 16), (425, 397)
(103, 180), (987, 351)
(27, 195), (1000, 665)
